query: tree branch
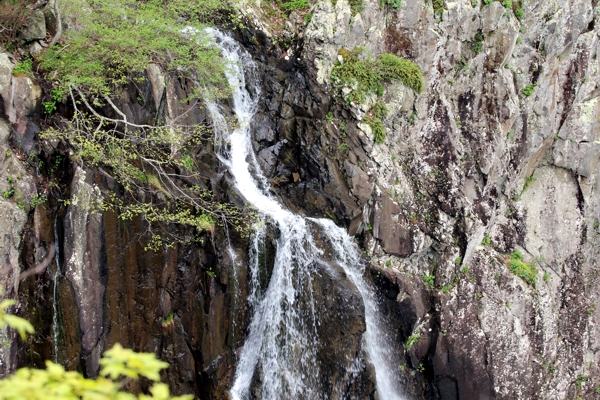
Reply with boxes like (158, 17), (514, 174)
(48, 0), (63, 47)
(19, 244), (56, 281)
(71, 85), (154, 129)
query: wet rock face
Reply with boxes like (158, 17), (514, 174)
(18, 160), (248, 397)
(9, 64), (248, 397)
(284, 0), (600, 398)
(0, 119), (37, 377)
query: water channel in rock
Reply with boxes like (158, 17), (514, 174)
(205, 29), (405, 400)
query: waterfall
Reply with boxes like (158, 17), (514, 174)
(52, 212), (61, 363)
(205, 28), (405, 400)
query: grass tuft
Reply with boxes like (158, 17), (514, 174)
(508, 251), (537, 286)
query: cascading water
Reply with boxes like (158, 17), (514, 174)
(205, 28), (405, 400)
(52, 212), (62, 363)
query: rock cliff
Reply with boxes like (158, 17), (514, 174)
(1, 0), (599, 398)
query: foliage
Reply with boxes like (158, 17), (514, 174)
(522, 82), (537, 96)
(304, 11), (313, 24)
(523, 175), (535, 190)
(332, 48), (381, 104)
(1, 292), (186, 398)
(501, 0), (511, 8)
(376, 53), (424, 93)
(349, 0), (365, 15)
(12, 58), (33, 76)
(372, 102), (388, 119)
(39, 0), (230, 100)
(0, 343), (192, 399)
(515, 7), (524, 20)
(364, 116), (386, 144)
(0, 299), (34, 340)
(481, 235), (491, 245)
(40, 111), (254, 250)
(36, 0), (258, 250)
(405, 332), (421, 349)
(508, 251), (537, 286)
(280, 0), (309, 11)
(29, 193), (47, 209)
(472, 31), (484, 54)
(331, 47), (424, 150)
(482, 0), (492, 4)
(0, 0), (33, 50)
(422, 274), (435, 289)
(433, 0), (444, 14)
(325, 111), (334, 123)
(331, 48), (424, 106)
(43, 101), (57, 115)
(381, 0), (402, 9)
(2, 176), (15, 199)
(161, 313), (175, 327)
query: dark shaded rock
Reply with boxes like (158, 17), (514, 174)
(21, 11), (46, 43)
(344, 161), (373, 206)
(312, 260), (370, 399)
(373, 195), (413, 257)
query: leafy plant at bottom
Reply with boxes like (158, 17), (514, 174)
(0, 343), (191, 399)
(0, 299), (34, 340)
(0, 296), (190, 399)
(12, 58), (33, 76)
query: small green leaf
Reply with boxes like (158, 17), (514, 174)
(2, 314), (35, 340)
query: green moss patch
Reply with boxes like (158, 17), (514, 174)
(331, 48), (424, 104)
(508, 251), (537, 286)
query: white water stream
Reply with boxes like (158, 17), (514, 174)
(205, 29), (404, 400)
(52, 213), (61, 363)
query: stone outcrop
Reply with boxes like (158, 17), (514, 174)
(0, 104), (37, 376)
(267, 0), (600, 398)
(2, 0), (600, 398)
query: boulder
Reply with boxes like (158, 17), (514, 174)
(21, 10), (46, 43)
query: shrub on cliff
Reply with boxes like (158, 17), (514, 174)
(331, 48), (424, 104)
(40, 0), (230, 100)
(36, 0), (254, 250)
(508, 251), (537, 286)
(376, 53), (424, 94)
(331, 48), (423, 144)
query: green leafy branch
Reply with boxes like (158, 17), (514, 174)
(0, 299), (34, 340)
